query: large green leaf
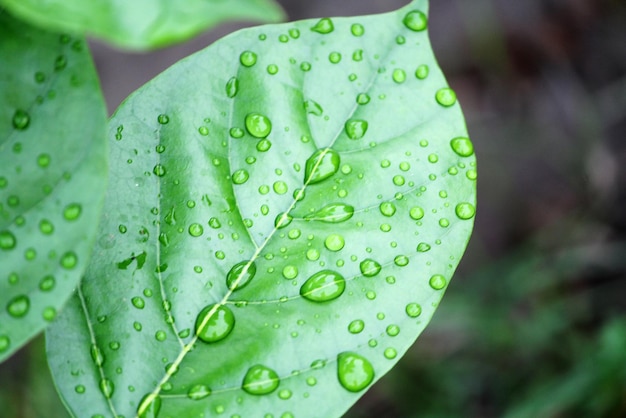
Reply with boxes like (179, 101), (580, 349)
(0, 11), (107, 362)
(47, 1), (476, 416)
(0, 0), (284, 50)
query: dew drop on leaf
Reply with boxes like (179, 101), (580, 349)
(242, 364), (280, 395)
(245, 113), (272, 138)
(232, 169), (250, 185)
(435, 88), (457, 107)
(356, 93), (370, 105)
(450, 136), (474, 157)
(187, 384), (211, 400)
(300, 270), (346, 302)
(415, 64), (429, 79)
(379, 202), (397, 217)
(310, 18), (334, 34)
(90, 344), (105, 366)
(131, 297), (145, 309)
(348, 319), (365, 334)
(429, 274), (447, 290)
(405, 303), (422, 318)
(226, 77), (239, 98)
(403, 10), (428, 32)
(351, 23), (365, 37)
(0, 231), (17, 250)
(359, 259), (382, 277)
(345, 119), (368, 140)
(137, 394), (161, 418)
(12, 109), (30, 130)
(324, 234), (345, 252)
(195, 304), (235, 343)
(6, 295), (29, 317)
(153, 164), (166, 177)
(304, 148), (340, 184)
(63, 203), (82, 220)
(240, 51), (258, 67)
(337, 352), (375, 392)
(384, 347), (398, 359)
(416, 242), (431, 252)
(455, 202), (476, 220)
(0, 336), (9, 353)
(60, 251), (78, 269)
(304, 100), (323, 116)
(226, 261), (257, 290)
(409, 206), (425, 220)
(99, 378), (114, 398)
(304, 203), (354, 223)
(392, 69), (406, 83)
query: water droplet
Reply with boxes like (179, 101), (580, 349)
(306, 249), (320, 261)
(131, 296), (145, 309)
(153, 164), (166, 177)
(300, 270), (346, 302)
(345, 119), (368, 140)
(155, 330), (167, 342)
(379, 202), (396, 217)
(226, 261), (257, 290)
(63, 203), (81, 220)
(394, 255), (409, 267)
(386, 325), (400, 337)
(7, 295), (29, 317)
(429, 274), (447, 290)
(60, 251), (78, 269)
(455, 202), (476, 220)
(403, 10), (428, 32)
(37, 153), (51, 167)
(273, 181), (288, 194)
(232, 169), (250, 185)
(195, 304), (235, 343)
(439, 218), (450, 228)
(311, 18), (334, 34)
(359, 259), (381, 277)
(409, 207), (425, 220)
(282, 265), (298, 280)
(304, 148), (340, 184)
(392, 69), (406, 83)
(352, 49), (363, 61)
(324, 234), (345, 252)
(300, 61), (311, 71)
(242, 364), (280, 395)
(226, 77), (239, 98)
(405, 303), (422, 318)
(188, 384), (211, 400)
(75, 385), (85, 394)
(0, 335), (9, 353)
(393, 175), (405, 186)
(384, 348), (397, 359)
(305, 203), (354, 223)
(267, 64), (279, 75)
(435, 88), (457, 107)
(416, 242), (431, 252)
(245, 113), (272, 138)
(351, 23), (365, 36)
(348, 319), (364, 334)
(356, 93), (370, 105)
(450, 137), (474, 157)
(137, 394), (161, 418)
(12, 109), (30, 130)
(90, 344), (105, 366)
(289, 28), (300, 38)
(329, 52), (342, 64)
(240, 51), (257, 67)
(0, 231), (17, 250)
(99, 378), (114, 398)
(304, 100), (323, 116)
(337, 352), (374, 392)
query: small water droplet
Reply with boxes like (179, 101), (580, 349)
(351, 23), (365, 36)
(226, 77), (239, 98)
(305, 203), (354, 223)
(304, 148), (340, 184)
(63, 203), (81, 220)
(300, 61), (311, 71)
(439, 218), (450, 228)
(392, 69), (406, 83)
(359, 259), (381, 277)
(0, 335), (9, 353)
(337, 352), (374, 392)
(273, 181), (288, 194)
(345, 119), (368, 140)
(384, 348), (397, 359)
(409, 207), (425, 220)
(429, 274), (447, 290)
(356, 93), (370, 105)
(60, 251), (78, 269)
(232, 169), (250, 185)
(352, 49), (363, 61)
(455, 202), (476, 220)
(153, 164), (166, 177)
(324, 234), (345, 252)
(12, 110), (30, 130)
(226, 261), (257, 290)
(188, 384), (211, 400)
(267, 64), (279, 75)
(435, 88), (457, 107)
(0, 231), (17, 250)
(311, 18), (334, 34)
(300, 270), (346, 302)
(386, 325), (400, 337)
(242, 364), (280, 395)
(379, 202), (396, 217)
(289, 28), (300, 38)
(306, 249), (320, 261)
(240, 51), (258, 67)
(7, 295), (29, 317)
(329, 52), (342, 64)
(245, 113), (272, 138)
(405, 303), (422, 318)
(195, 304), (235, 343)
(131, 297), (145, 309)
(90, 344), (105, 366)
(403, 10), (428, 32)
(348, 319), (364, 334)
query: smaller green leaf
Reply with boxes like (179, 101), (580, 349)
(0, 0), (285, 50)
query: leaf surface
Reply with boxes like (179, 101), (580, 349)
(0, 11), (107, 362)
(47, 1), (476, 416)
(0, 0), (284, 50)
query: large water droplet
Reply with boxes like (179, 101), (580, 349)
(195, 304), (235, 343)
(311, 18), (334, 34)
(242, 364), (280, 395)
(359, 259), (381, 277)
(405, 303), (422, 318)
(450, 137), (474, 157)
(337, 352), (375, 392)
(188, 384), (211, 400)
(345, 119), (368, 140)
(304, 148), (340, 184)
(379, 202), (396, 217)
(409, 207), (425, 220)
(7, 295), (29, 317)
(429, 274), (447, 290)
(435, 88), (457, 107)
(300, 270), (346, 302)
(226, 261), (257, 290)
(0, 231), (17, 250)
(245, 113), (272, 138)
(304, 203), (354, 223)
(232, 169), (250, 185)
(403, 10), (428, 32)
(455, 202), (476, 220)
(12, 109), (30, 130)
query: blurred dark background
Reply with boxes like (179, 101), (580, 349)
(2, 0), (625, 416)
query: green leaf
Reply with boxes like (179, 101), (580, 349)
(47, 1), (476, 416)
(0, 11), (107, 362)
(0, 0), (285, 50)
